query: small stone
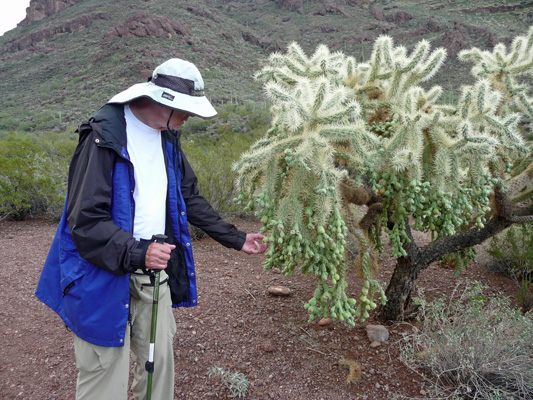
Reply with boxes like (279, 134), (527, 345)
(370, 341), (381, 348)
(318, 318), (333, 326)
(366, 324), (389, 342)
(271, 267), (281, 274)
(268, 286), (291, 296)
(7, 234), (14, 239)
(262, 341), (275, 353)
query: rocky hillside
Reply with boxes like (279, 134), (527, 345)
(0, 0), (531, 132)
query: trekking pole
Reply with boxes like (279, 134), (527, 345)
(146, 233), (167, 400)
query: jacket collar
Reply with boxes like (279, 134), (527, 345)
(90, 104), (128, 155)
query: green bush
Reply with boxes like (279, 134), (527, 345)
(486, 224), (533, 312)
(0, 112), (19, 131)
(208, 367), (249, 399)
(183, 118), (213, 133)
(0, 116), (266, 224)
(182, 129), (259, 239)
(400, 280), (533, 400)
(0, 131), (76, 220)
(182, 102), (270, 137)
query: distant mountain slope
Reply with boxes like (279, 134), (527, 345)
(0, 0), (531, 132)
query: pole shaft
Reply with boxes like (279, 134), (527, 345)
(146, 234), (167, 400)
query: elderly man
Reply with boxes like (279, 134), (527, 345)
(36, 59), (267, 400)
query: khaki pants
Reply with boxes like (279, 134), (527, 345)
(74, 272), (177, 400)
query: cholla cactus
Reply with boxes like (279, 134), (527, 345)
(459, 26), (533, 206)
(459, 27), (533, 132)
(234, 27), (533, 324)
(234, 43), (376, 324)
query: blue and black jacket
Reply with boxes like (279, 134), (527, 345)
(35, 104), (246, 347)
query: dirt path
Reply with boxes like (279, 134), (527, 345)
(0, 218), (518, 399)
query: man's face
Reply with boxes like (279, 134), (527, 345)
(169, 110), (192, 130)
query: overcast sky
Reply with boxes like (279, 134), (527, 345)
(0, 0), (31, 36)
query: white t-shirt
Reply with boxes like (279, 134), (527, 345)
(124, 105), (167, 240)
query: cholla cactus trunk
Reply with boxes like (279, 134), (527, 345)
(234, 27), (533, 323)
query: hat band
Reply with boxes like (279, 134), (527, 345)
(152, 74), (205, 97)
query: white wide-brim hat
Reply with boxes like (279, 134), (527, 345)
(108, 58), (217, 119)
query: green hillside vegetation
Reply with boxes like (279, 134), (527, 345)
(1, 0), (531, 134)
(0, 0), (531, 220)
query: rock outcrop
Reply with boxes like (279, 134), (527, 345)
(318, 24), (339, 33)
(314, 1), (349, 17)
(443, 21), (499, 57)
(6, 13), (110, 52)
(241, 31), (283, 51)
(464, 4), (527, 14)
(20, 0), (80, 26)
(370, 6), (386, 22)
(185, 5), (220, 23)
(278, 0), (304, 14)
(104, 15), (189, 42)
(370, 7), (412, 25)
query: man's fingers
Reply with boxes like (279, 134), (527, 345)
(241, 233), (268, 254)
(146, 243), (176, 269)
(249, 233), (265, 241)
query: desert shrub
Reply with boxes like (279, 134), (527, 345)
(183, 117), (212, 133)
(486, 224), (533, 312)
(32, 112), (61, 131)
(215, 103), (238, 123)
(182, 130), (259, 239)
(0, 131), (76, 220)
(400, 280), (533, 400)
(0, 112), (19, 131)
(182, 102), (270, 137)
(244, 102), (270, 134)
(208, 367), (249, 398)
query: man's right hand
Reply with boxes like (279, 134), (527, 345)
(145, 242), (176, 269)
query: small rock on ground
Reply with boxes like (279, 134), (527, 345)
(268, 285), (291, 296)
(366, 324), (389, 342)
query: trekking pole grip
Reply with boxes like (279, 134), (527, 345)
(152, 234), (167, 245)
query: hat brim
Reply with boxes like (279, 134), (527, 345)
(107, 82), (217, 119)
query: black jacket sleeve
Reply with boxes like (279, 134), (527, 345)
(66, 123), (148, 275)
(180, 151), (246, 250)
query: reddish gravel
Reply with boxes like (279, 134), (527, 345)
(0, 218), (519, 399)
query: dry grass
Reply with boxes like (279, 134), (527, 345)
(400, 280), (533, 399)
